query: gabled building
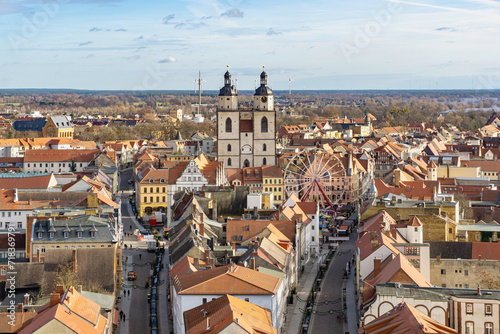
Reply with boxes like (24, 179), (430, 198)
(19, 286), (109, 334)
(359, 302), (456, 334)
(172, 264), (285, 334)
(42, 116), (74, 138)
(183, 294), (277, 334)
(23, 149), (101, 173)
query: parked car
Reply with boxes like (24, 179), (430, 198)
(127, 271), (137, 281)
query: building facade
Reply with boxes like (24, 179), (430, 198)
(217, 68), (276, 170)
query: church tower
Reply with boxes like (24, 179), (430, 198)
(251, 67), (276, 167)
(217, 67), (240, 169)
(217, 67), (276, 170)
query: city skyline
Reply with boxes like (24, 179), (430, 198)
(1, 0), (499, 90)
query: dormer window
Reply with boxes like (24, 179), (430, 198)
(149, 178), (154, 183)
(64, 232), (69, 238)
(160, 178), (165, 183)
(38, 232), (43, 239)
(91, 231), (96, 238)
(50, 232), (54, 239)
(78, 231), (82, 238)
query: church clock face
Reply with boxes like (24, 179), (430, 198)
(261, 96), (267, 102)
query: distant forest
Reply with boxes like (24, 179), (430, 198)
(1, 90), (499, 141)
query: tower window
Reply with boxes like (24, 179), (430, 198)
(263, 143), (267, 151)
(227, 158), (232, 167)
(261, 117), (268, 133)
(227, 144), (232, 152)
(244, 159), (250, 168)
(225, 118), (232, 132)
(263, 158), (267, 165)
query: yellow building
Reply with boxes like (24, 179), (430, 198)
(43, 116), (74, 138)
(262, 165), (284, 207)
(136, 166), (170, 217)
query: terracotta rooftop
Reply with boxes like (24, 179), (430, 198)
(358, 302), (456, 334)
(0, 174), (54, 190)
(173, 264), (282, 295)
(227, 220), (296, 244)
(19, 286), (108, 334)
(24, 149), (100, 162)
(184, 295), (277, 334)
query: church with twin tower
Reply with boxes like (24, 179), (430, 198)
(217, 67), (276, 170)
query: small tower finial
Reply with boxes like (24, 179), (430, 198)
(227, 65), (229, 70)
(263, 65), (265, 71)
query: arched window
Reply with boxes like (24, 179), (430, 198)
(227, 144), (232, 152)
(263, 143), (267, 152)
(263, 158), (267, 165)
(244, 159), (250, 168)
(227, 158), (232, 167)
(225, 117), (232, 132)
(261, 117), (268, 133)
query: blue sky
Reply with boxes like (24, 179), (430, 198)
(0, 0), (499, 90)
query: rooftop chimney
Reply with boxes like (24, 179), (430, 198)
(24, 293), (30, 306)
(204, 249), (210, 263)
(49, 293), (60, 307)
(373, 258), (382, 278)
(477, 285), (482, 295)
(77, 285), (83, 293)
(55, 284), (64, 296)
(18, 303), (23, 313)
(251, 257), (256, 270)
(200, 212), (204, 222)
(199, 223), (205, 236)
(14, 189), (18, 203)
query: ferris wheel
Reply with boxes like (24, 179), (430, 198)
(283, 148), (347, 211)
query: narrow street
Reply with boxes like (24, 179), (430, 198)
(309, 231), (357, 334)
(115, 169), (171, 334)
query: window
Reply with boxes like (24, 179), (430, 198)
(227, 158), (232, 167)
(34, 246), (39, 254)
(234, 236), (238, 241)
(162, 187), (165, 192)
(227, 144), (232, 152)
(245, 298), (249, 302)
(485, 323), (493, 334)
(144, 197), (147, 203)
(263, 158), (267, 165)
(64, 232), (68, 238)
(150, 197), (153, 203)
(162, 196), (165, 202)
(225, 118), (232, 132)
(156, 187), (159, 193)
(156, 196), (159, 202)
(1, 268), (5, 275)
(17, 222), (22, 229)
(263, 143), (267, 151)
(465, 270), (468, 276)
(312, 236), (315, 242)
(466, 303), (473, 314)
(476, 233), (481, 241)
(50, 232), (54, 238)
(78, 231), (82, 238)
(261, 117), (268, 133)
(41, 246), (45, 253)
(37, 232), (42, 239)
(144, 188), (147, 193)
(485, 304), (492, 315)
(202, 298), (207, 304)
(441, 269), (446, 275)
(465, 322), (473, 334)
(244, 159), (250, 168)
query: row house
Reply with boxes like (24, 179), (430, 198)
(172, 264), (285, 334)
(23, 149), (101, 173)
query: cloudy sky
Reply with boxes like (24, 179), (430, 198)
(0, 0), (499, 90)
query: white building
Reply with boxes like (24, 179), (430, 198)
(172, 264), (285, 334)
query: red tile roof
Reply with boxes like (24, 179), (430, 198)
(358, 302), (457, 334)
(0, 174), (54, 190)
(24, 149), (100, 162)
